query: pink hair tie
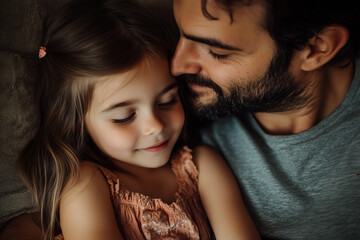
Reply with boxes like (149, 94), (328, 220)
(39, 46), (47, 59)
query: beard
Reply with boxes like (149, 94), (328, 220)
(179, 51), (314, 120)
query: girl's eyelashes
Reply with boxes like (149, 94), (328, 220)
(112, 112), (136, 125)
(157, 96), (178, 108)
(111, 91), (179, 124)
(208, 49), (229, 60)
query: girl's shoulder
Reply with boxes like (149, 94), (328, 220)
(59, 161), (122, 239)
(188, 145), (223, 169)
(78, 160), (103, 178)
(62, 161), (109, 204)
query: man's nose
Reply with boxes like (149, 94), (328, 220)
(171, 38), (202, 76)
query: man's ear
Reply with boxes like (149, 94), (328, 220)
(300, 25), (349, 71)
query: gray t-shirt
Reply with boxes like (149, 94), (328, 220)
(201, 60), (360, 240)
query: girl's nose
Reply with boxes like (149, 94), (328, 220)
(142, 113), (164, 136)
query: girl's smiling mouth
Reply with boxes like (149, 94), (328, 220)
(142, 140), (169, 152)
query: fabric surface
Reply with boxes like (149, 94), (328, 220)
(55, 146), (211, 240)
(0, 0), (44, 228)
(200, 59), (360, 240)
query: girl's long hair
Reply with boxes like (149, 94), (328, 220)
(17, 0), (173, 239)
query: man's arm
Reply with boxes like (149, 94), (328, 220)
(0, 213), (42, 240)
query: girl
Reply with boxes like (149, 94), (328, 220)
(18, 0), (260, 239)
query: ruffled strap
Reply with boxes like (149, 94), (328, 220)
(171, 146), (212, 240)
(97, 165), (123, 197)
(96, 165), (174, 210)
(171, 146), (200, 198)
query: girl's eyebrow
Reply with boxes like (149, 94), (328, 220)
(102, 82), (178, 113)
(102, 101), (135, 113)
(158, 82), (179, 97)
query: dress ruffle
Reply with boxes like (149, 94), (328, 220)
(102, 146), (211, 240)
(56, 146), (211, 240)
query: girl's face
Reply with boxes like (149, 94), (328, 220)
(85, 56), (185, 169)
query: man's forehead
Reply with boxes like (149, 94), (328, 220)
(174, 0), (267, 39)
(174, 0), (225, 21)
(174, 0), (266, 26)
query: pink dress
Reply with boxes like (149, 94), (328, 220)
(56, 146), (211, 239)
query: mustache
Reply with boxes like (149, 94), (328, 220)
(177, 74), (223, 96)
(178, 74), (214, 87)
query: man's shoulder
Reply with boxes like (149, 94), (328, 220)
(198, 115), (254, 151)
(200, 115), (251, 137)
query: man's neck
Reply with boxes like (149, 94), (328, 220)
(254, 61), (355, 135)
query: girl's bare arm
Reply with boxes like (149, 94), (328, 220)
(193, 145), (261, 240)
(60, 161), (124, 240)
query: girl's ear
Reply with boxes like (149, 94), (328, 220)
(299, 25), (349, 71)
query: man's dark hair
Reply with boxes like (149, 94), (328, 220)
(201, 0), (360, 67)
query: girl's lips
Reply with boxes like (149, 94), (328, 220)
(142, 140), (169, 152)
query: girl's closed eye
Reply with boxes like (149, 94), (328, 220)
(157, 87), (180, 108)
(157, 95), (179, 108)
(112, 112), (136, 125)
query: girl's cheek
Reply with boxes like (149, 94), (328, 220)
(111, 127), (138, 148)
(173, 104), (186, 128)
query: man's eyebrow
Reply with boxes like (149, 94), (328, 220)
(183, 32), (241, 51)
(102, 82), (178, 113)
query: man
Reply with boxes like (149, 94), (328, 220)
(171, 0), (360, 239)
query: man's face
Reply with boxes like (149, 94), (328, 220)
(171, 0), (309, 119)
